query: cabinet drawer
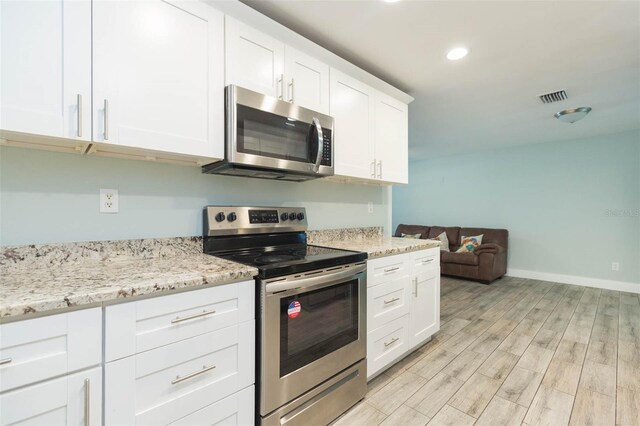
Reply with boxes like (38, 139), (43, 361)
(368, 276), (410, 331)
(0, 366), (102, 426)
(169, 385), (254, 426)
(105, 280), (254, 361)
(0, 308), (101, 392)
(105, 321), (254, 426)
(367, 254), (410, 287)
(411, 248), (440, 274)
(367, 315), (410, 379)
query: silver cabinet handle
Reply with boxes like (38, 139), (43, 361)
(171, 364), (216, 385)
(0, 358), (12, 366)
(277, 74), (284, 100)
(171, 309), (216, 324)
(371, 159), (376, 178)
(383, 297), (400, 305)
(288, 78), (294, 102)
(84, 378), (90, 426)
(413, 277), (418, 297)
(103, 99), (109, 140)
(377, 160), (382, 179)
(311, 116), (323, 173)
(77, 94), (83, 137)
(422, 258), (434, 263)
(384, 337), (399, 347)
(383, 266), (400, 273)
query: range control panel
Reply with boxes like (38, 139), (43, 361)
(205, 206), (308, 236)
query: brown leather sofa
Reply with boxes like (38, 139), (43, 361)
(395, 225), (508, 284)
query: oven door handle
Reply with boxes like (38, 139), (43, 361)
(310, 117), (324, 173)
(265, 264), (366, 294)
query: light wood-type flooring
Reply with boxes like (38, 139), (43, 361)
(333, 276), (640, 426)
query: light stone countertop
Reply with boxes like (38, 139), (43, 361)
(0, 253), (257, 321)
(0, 229), (436, 321)
(317, 237), (441, 259)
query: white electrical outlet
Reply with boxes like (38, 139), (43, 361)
(100, 189), (119, 213)
(612, 262), (620, 272)
(368, 202), (374, 214)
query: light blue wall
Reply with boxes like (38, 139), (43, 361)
(0, 147), (390, 245)
(393, 130), (640, 285)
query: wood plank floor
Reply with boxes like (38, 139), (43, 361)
(333, 276), (640, 426)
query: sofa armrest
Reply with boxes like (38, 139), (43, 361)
(474, 243), (505, 255)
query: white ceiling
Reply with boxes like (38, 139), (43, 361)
(240, 0), (640, 159)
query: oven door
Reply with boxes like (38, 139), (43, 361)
(227, 85), (334, 177)
(260, 263), (366, 416)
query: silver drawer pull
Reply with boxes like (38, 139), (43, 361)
(383, 297), (400, 305)
(383, 266), (400, 273)
(84, 378), (90, 426)
(0, 358), (12, 366)
(171, 309), (216, 324)
(422, 258), (434, 263)
(384, 337), (399, 347)
(171, 364), (216, 385)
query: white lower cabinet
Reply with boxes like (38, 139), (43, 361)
(0, 367), (102, 426)
(367, 248), (440, 378)
(105, 280), (256, 426)
(170, 385), (254, 426)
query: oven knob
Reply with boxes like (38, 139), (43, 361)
(297, 213), (305, 221)
(280, 213), (288, 221)
(215, 212), (225, 222)
(227, 212), (237, 222)
(288, 212), (296, 221)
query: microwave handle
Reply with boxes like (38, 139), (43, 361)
(311, 117), (324, 173)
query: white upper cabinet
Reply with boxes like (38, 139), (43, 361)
(0, 0), (91, 141)
(284, 47), (330, 114)
(225, 18), (330, 114)
(374, 91), (409, 184)
(330, 68), (375, 180)
(225, 16), (285, 98)
(93, 0), (224, 159)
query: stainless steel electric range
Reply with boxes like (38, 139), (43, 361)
(203, 206), (368, 426)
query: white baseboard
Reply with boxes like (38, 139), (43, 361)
(507, 268), (640, 294)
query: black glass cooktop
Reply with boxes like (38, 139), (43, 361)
(204, 233), (367, 278)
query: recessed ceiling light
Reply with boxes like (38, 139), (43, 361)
(383, 0), (402, 3)
(447, 47), (469, 61)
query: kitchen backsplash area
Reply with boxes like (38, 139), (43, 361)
(0, 147), (392, 246)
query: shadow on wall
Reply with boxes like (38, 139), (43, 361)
(0, 147), (389, 245)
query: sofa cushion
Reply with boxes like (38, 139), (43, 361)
(431, 232), (450, 252)
(456, 234), (484, 253)
(441, 251), (479, 266)
(460, 227), (508, 251)
(395, 224), (430, 239)
(428, 226), (460, 251)
(401, 233), (422, 239)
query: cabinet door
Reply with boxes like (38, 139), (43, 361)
(0, 0), (91, 141)
(284, 47), (330, 114)
(93, 0), (224, 159)
(0, 367), (102, 426)
(225, 17), (285, 98)
(409, 268), (440, 349)
(375, 91), (408, 184)
(330, 68), (375, 180)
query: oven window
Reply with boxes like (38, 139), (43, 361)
(279, 280), (359, 377)
(237, 105), (312, 163)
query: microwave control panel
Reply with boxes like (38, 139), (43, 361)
(320, 129), (332, 167)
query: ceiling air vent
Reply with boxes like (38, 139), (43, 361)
(538, 89), (567, 104)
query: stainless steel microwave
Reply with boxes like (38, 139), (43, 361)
(202, 85), (334, 182)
